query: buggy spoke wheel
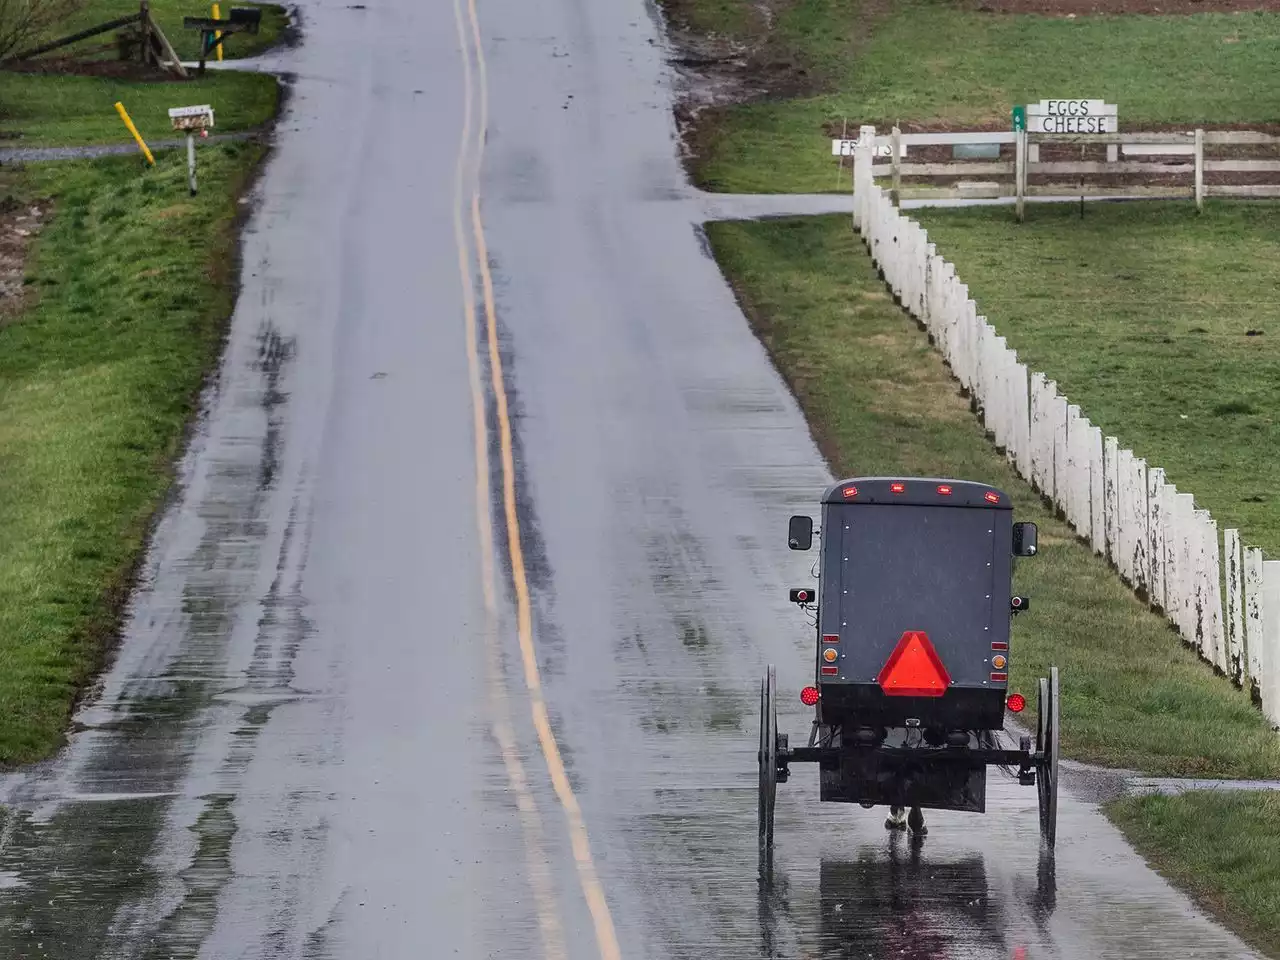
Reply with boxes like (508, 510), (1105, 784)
(758, 665), (778, 875)
(1037, 668), (1060, 848)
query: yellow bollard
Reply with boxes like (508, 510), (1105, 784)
(212, 3), (223, 61)
(113, 102), (155, 166)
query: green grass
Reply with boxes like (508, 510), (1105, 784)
(689, 0), (1280, 192)
(33, 0), (288, 61)
(0, 143), (264, 763)
(706, 214), (1280, 778)
(912, 201), (1280, 558)
(0, 69), (278, 146)
(1108, 791), (1280, 957)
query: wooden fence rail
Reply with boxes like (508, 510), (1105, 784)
(850, 125), (1280, 724)
(861, 125), (1280, 217)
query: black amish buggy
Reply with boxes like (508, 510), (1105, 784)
(758, 477), (1059, 872)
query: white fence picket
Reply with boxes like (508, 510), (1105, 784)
(1162, 484), (1184, 627)
(1104, 437), (1120, 565)
(1130, 457), (1150, 596)
(1174, 493), (1197, 641)
(1029, 373), (1051, 495)
(1088, 426), (1105, 556)
(1051, 393), (1068, 517)
(1204, 514), (1226, 673)
(1147, 468), (1167, 613)
(1263, 561), (1280, 727)
(1116, 449), (1135, 584)
(1012, 363), (1031, 480)
(1246, 546), (1265, 699)
(1225, 529), (1245, 685)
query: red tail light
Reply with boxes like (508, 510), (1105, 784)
(801, 686), (820, 706)
(1006, 693), (1026, 713)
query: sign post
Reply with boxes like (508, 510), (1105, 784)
(168, 105), (214, 195)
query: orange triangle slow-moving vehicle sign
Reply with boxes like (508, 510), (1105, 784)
(877, 630), (951, 697)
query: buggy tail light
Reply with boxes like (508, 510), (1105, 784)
(890, 482), (906, 494)
(1006, 693), (1026, 713)
(937, 484), (953, 496)
(800, 686), (820, 706)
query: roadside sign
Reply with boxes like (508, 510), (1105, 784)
(1025, 100), (1117, 134)
(1012, 105), (1026, 132)
(831, 138), (904, 158)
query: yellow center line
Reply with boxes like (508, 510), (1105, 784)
(451, 0), (566, 956)
(463, 1), (624, 956)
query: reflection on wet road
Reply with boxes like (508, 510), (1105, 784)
(0, 0), (1267, 956)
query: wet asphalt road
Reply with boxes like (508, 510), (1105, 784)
(0, 0), (1267, 958)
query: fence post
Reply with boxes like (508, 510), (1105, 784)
(1015, 130), (1026, 222)
(1225, 529), (1245, 685)
(853, 125), (876, 232)
(1262, 560), (1280, 727)
(890, 126), (902, 208)
(1245, 547), (1265, 703)
(1194, 128), (1205, 213)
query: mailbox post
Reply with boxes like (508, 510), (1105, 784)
(183, 6), (260, 74)
(168, 105), (214, 194)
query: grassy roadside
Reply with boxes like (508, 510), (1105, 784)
(33, 0), (289, 61)
(670, 0), (1280, 193)
(912, 201), (1280, 557)
(0, 69), (279, 146)
(705, 214), (1280, 779)
(1108, 791), (1280, 958)
(0, 144), (266, 763)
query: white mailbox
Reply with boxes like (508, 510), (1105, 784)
(168, 104), (215, 132)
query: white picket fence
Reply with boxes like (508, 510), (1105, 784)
(850, 126), (1280, 727)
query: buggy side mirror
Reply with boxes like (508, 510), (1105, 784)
(788, 515), (813, 551)
(1012, 522), (1038, 557)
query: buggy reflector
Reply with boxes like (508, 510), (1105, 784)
(822, 634), (839, 644)
(820, 666), (839, 676)
(876, 630), (951, 697)
(990, 672), (1008, 682)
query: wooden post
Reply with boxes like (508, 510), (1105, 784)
(890, 126), (902, 207)
(1015, 129), (1026, 222)
(1194, 128), (1205, 213)
(138, 0), (152, 65)
(836, 117), (848, 190)
(212, 3), (223, 61)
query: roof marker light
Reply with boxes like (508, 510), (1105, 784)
(984, 491), (1001, 504)
(937, 484), (953, 496)
(890, 482), (906, 494)
(843, 486), (858, 498)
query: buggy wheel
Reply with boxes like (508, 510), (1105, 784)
(1036, 667), (1060, 848)
(758, 665), (778, 874)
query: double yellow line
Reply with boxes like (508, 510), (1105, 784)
(449, 1), (622, 958)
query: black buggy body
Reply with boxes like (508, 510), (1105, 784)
(759, 476), (1059, 873)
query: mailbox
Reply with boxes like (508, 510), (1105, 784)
(229, 7), (262, 31)
(168, 104), (215, 132)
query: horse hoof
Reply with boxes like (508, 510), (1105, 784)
(907, 808), (926, 835)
